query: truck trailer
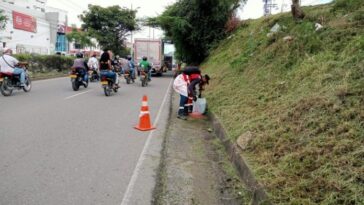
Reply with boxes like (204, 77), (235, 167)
(134, 38), (163, 76)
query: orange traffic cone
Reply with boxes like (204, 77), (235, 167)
(134, 95), (156, 131)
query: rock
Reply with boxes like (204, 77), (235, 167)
(236, 131), (253, 151)
(270, 23), (281, 33)
(283, 36), (294, 42)
(315, 23), (323, 31)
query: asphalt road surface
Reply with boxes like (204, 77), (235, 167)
(0, 73), (173, 205)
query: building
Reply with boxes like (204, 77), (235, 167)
(0, 0), (68, 54)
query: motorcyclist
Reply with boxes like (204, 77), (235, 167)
(87, 53), (99, 80)
(99, 49), (119, 88)
(126, 55), (135, 80)
(72, 52), (89, 84)
(0, 47), (26, 86)
(139, 56), (151, 81)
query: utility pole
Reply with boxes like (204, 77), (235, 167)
(263, 0), (278, 16)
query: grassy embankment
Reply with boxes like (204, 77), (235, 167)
(203, 1), (363, 204)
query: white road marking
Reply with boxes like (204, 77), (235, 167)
(120, 79), (173, 205)
(64, 90), (94, 100)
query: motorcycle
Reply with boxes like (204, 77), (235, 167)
(140, 70), (148, 87)
(124, 69), (134, 84)
(70, 68), (88, 91)
(88, 69), (99, 82)
(100, 74), (118, 96)
(0, 63), (32, 96)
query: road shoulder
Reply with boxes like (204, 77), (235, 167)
(154, 93), (251, 205)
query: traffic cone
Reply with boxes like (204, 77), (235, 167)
(134, 95), (156, 131)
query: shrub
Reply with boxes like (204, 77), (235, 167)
(14, 54), (74, 73)
(333, 0), (364, 13)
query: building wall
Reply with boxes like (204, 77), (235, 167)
(0, 0), (69, 54)
(0, 1), (51, 54)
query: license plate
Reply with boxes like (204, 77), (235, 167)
(69, 75), (77, 78)
(101, 81), (108, 85)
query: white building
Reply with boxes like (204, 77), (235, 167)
(0, 0), (69, 54)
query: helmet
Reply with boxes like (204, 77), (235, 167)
(116, 55), (120, 59)
(76, 52), (83, 58)
(142, 56), (147, 61)
(127, 55), (132, 60)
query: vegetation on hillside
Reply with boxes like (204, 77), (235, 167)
(148, 0), (245, 64)
(203, 0), (364, 204)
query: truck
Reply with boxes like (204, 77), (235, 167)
(134, 38), (163, 76)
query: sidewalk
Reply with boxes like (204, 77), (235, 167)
(153, 93), (251, 205)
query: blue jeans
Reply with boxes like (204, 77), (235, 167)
(178, 95), (188, 116)
(13, 68), (25, 85)
(100, 70), (117, 83)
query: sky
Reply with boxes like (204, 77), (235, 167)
(47, 0), (333, 41)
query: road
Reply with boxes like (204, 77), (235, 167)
(0, 73), (173, 205)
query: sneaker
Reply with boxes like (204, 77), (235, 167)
(177, 115), (187, 120)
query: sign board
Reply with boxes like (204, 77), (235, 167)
(12, 11), (37, 33)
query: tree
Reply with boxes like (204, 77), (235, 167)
(148, 0), (245, 64)
(291, 0), (305, 20)
(66, 27), (94, 49)
(79, 5), (138, 56)
(0, 10), (8, 30)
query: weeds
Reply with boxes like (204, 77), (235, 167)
(203, 1), (364, 204)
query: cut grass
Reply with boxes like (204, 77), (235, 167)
(202, 1), (364, 204)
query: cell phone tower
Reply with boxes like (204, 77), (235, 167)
(263, 0), (278, 16)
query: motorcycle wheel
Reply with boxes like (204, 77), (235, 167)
(126, 77), (131, 84)
(0, 79), (13, 96)
(141, 78), (146, 87)
(84, 79), (89, 88)
(23, 77), (32, 92)
(104, 83), (112, 96)
(72, 79), (79, 91)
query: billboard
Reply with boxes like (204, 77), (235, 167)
(12, 11), (37, 33)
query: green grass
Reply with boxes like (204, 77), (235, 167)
(202, 1), (364, 204)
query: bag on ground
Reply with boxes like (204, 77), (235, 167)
(192, 98), (207, 114)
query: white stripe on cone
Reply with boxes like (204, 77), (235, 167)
(139, 111), (150, 117)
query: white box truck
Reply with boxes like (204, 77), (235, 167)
(134, 38), (163, 76)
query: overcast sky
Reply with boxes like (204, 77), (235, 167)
(47, 0), (332, 41)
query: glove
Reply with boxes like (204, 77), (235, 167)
(193, 96), (197, 102)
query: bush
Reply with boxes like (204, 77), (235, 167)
(333, 0), (364, 13)
(14, 54), (74, 73)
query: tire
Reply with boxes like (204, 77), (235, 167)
(23, 77), (32, 92)
(84, 79), (89, 88)
(104, 82), (112, 96)
(126, 77), (130, 84)
(72, 79), (79, 91)
(104, 87), (111, 96)
(141, 78), (146, 87)
(0, 79), (13, 96)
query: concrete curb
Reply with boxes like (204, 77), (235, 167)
(209, 113), (272, 205)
